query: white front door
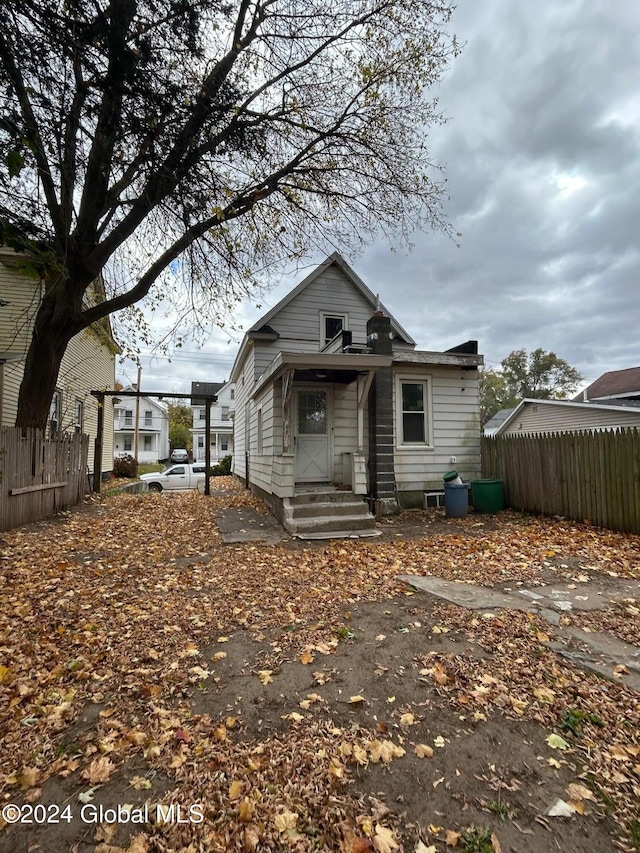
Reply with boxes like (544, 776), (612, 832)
(295, 388), (330, 482)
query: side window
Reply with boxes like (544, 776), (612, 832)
(320, 313), (347, 346)
(396, 377), (432, 447)
(75, 398), (84, 433)
(257, 407), (263, 453)
(168, 466), (185, 475)
(49, 390), (62, 437)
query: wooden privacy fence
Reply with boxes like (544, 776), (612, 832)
(481, 429), (640, 534)
(0, 427), (89, 532)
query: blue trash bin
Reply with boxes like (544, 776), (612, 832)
(444, 482), (470, 518)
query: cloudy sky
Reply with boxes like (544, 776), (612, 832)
(120, 0), (640, 394)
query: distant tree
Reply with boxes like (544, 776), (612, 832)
(479, 369), (510, 426)
(168, 404), (192, 451)
(0, 0), (459, 429)
(480, 348), (583, 425)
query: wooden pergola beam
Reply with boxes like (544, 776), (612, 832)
(90, 389), (218, 496)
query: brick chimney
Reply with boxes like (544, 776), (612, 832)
(366, 312), (398, 514)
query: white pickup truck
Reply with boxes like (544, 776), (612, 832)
(140, 462), (208, 492)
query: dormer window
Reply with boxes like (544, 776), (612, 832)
(320, 313), (347, 346)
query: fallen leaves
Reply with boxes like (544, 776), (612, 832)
(546, 734), (570, 751)
(81, 756), (115, 784)
(372, 824), (399, 853)
(2, 488), (640, 852)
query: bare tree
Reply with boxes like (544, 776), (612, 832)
(1, 0), (458, 428)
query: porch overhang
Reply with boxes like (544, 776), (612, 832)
(251, 351), (392, 399)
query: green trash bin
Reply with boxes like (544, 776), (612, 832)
(471, 479), (504, 513)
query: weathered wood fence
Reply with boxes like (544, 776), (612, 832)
(481, 428), (640, 534)
(0, 427), (89, 531)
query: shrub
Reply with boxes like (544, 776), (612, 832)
(113, 453), (138, 478)
(211, 454), (232, 476)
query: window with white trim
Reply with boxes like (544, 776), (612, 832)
(320, 312), (347, 346)
(49, 390), (62, 437)
(396, 377), (432, 447)
(256, 407), (263, 453)
(75, 399), (84, 433)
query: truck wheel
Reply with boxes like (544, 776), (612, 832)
(148, 483), (163, 493)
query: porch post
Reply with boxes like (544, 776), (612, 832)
(366, 313), (398, 514)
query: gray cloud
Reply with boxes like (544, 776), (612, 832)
(129, 0), (640, 391)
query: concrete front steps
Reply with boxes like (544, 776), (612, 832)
(283, 489), (380, 539)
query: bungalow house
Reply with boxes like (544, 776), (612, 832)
(0, 248), (117, 474)
(493, 397), (640, 436)
(230, 253), (483, 537)
(190, 381), (235, 463)
(113, 386), (170, 463)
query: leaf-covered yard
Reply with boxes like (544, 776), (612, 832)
(1, 480), (639, 853)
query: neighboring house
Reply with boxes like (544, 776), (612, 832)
(574, 366), (640, 402)
(493, 398), (640, 436)
(190, 381), (235, 462)
(0, 248), (117, 473)
(230, 252), (483, 533)
(113, 386), (169, 462)
(483, 407), (515, 436)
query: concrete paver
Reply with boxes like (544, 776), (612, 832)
(215, 506), (288, 544)
(399, 574), (640, 692)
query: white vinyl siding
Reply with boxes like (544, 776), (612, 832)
(231, 347), (255, 481)
(501, 401), (640, 435)
(0, 262), (116, 471)
(252, 268), (376, 370)
(393, 366), (481, 491)
(395, 376), (432, 448)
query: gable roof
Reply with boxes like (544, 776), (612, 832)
(248, 252), (416, 344)
(576, 366), (640, 401)
(231, 253), (416, 381)
(115, 385), (168, 411)
(483, 408), (515, 435)
(495, 397), (640, 436)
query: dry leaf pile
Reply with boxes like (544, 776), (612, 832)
(417, 603), (640, 844)
(1, 488), (639, 851)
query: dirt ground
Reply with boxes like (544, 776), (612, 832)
(0, 480), (638, 853)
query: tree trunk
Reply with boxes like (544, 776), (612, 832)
(15, 286), (80, 430)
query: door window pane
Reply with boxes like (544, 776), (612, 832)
(298, 392), (327, 435)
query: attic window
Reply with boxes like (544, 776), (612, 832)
(320, 313), (347, 346)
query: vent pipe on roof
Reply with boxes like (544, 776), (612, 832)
(583, 389), (588, 401)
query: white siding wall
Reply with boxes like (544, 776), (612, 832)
(231, 346), (255, 480)
(501, 402), (640, 435)
(393, 365), (481, 491)
(270, 267), (375, 347)
(332, 380), (360, 481)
